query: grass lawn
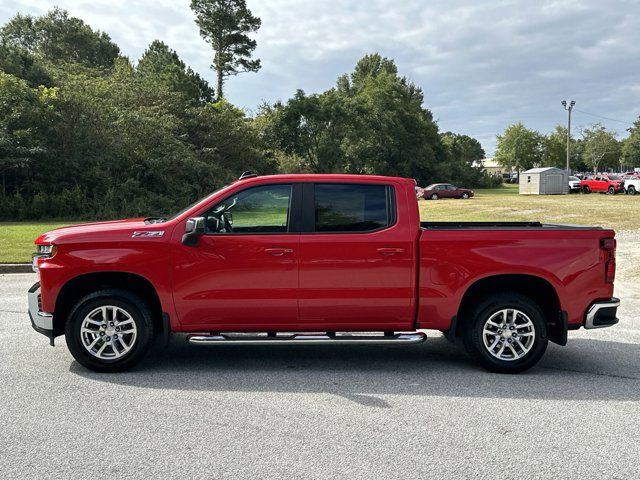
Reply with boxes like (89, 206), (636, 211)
(1, 185), (638, 263)
(421, 184), (640, 231)
(0, 222), (71, 264)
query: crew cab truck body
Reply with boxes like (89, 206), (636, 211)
(580, 174), (625, 194)
(29, 174), (620, 373)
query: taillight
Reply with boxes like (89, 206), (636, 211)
(601, 237), (616, 283)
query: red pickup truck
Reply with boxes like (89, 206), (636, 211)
(29, 174), (620, 374)
(580, 174), (625, 194)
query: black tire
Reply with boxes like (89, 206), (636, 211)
(463, 293), (548, 374)
(628, 186), (636, 195)
(430, 193), (438, 200)
(582, 186), (590, 194)
(65, 289), (155, 372)
(461, 192), (470, 199)
(607, 186), (615, 195)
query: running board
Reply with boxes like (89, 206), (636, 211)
(187, 332), (426, 346)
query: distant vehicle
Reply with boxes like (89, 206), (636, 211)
(580, 175), (625, 194)
(568, 176), (581, 193)
(625, 177), (640, 195)
(423, 183), (474, 200)
(502, 172), (518, 184)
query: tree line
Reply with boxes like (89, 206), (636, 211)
(0, 5), (500, 220)
(495, 121), (640, 176)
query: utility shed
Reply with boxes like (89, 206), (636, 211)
(519, 167), (568, 195)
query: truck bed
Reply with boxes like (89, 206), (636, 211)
(416, 224), (615, 331)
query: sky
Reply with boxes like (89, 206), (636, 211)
(2, 0), (639, 155)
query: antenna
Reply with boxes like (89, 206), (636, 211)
(239, 171), (258, 180)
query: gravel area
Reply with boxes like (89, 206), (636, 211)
(0, 234), (638, 479)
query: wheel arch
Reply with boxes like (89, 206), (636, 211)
(52, 271), (163, 338)
(455, 274), (565, 345)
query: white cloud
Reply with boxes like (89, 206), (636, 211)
(2, 0), (639, 153)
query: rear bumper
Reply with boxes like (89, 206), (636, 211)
(584, 297), (620, 329)
(28, 282), (55, 344)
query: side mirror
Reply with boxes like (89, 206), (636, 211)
(182, 217), (205, 246)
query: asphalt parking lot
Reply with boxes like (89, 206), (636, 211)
(1, 272), (639, 480)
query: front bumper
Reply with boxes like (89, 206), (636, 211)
(28, 282), (55, 345)
(584, 297), (620, 329)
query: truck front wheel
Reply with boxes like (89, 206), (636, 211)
(65, 289), (155, 372)
(463, 293), (548, 373)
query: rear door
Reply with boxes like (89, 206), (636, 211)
(437, 184), (450, 197)
(593, 176), (606, 192)
(298, 182), (415, 331)
(447, 185), (459, 197)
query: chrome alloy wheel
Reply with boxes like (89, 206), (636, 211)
(80, 306), (137, 360)
(482, 308), (535, 361)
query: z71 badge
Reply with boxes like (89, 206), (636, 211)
(132, 231), (164, 238)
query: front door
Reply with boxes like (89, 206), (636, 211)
(172, 183), (300, 330)
(298, 182), (415, 331)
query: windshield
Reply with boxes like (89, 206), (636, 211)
(608, 175), (621, 180)
(569, 176), (579, 181)
(167, 186), (226, 221)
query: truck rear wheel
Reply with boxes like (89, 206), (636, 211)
(463, 293), (548, 373)
(628, 186), (636, 195)
(65, 289), (155, 372)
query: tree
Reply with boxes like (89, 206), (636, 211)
(137, 40), (214, 105)
(441, 132), (485, 165)
(187, 99), (277, 184)
(580, 124), (620, 173)
(0, 8), (120, 68)
(0, 43), (52, 87)
(621, 118), (640, 170)
(494, 123), (543, 177)
(0, 72), (56, 198)
(264, 89), (347, 173)
(541, 125), (588, 171)
(190, 0), (261, 100)
(261, 54), (462, 186)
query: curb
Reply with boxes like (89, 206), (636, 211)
(0, 264), (33, 274)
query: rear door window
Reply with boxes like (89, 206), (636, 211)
(314, 184), (394, 233)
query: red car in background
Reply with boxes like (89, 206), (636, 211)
(423, 183), (474, 200)
(580, 174), (625, 194)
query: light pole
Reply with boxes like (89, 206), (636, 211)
(561, 100), (575, 174)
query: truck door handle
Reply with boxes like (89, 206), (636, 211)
(377, 247), (404, 256)
(265, 248), (294, 257)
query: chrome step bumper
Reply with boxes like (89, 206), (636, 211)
(585, 297), (620, 329)
(28, 282), (55, 345)
(187, 332), (427, 346)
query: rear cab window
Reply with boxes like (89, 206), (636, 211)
(313, 183), (395, 233)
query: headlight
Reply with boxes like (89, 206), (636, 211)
(32, 245), (57, 272)
(35, 245), (56, 256)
